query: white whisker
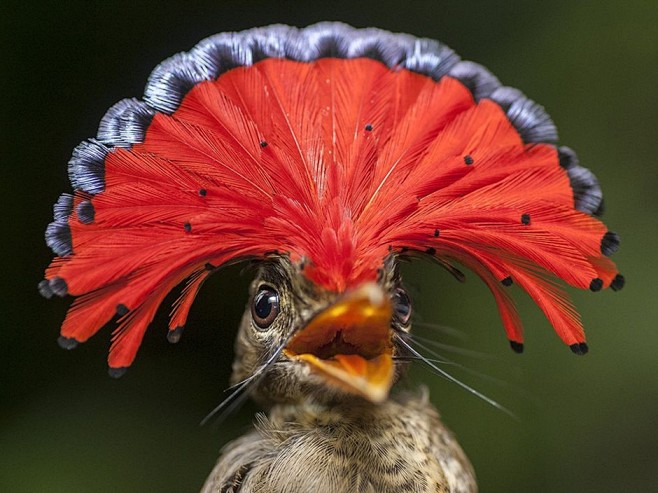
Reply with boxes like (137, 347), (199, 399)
(413, 319), (468, 341)
(410, 333), (497, 360)
(403, 334), (523, 393)
(395, 333), (517, 420)
(201, 338), (289, 426)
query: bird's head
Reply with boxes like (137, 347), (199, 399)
(40, 24), (623, 406)
(232, 255), (410, 405)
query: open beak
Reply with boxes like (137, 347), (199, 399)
(283, 283), (394, 403)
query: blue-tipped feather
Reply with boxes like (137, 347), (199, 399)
(490, 86), (558, 143)
(449, 61), (501, 101)
(53, 193), (73, 221)
(67, 139), (107, 194)
(97, 98), (154, 148)
(558, 146), (604, 215)
(45, 219), (72, 257)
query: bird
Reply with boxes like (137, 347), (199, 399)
(39, 23), (624, 493)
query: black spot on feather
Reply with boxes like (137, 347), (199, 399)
(167, 326), (184, 343)
(76, 200), (95, 224)
(521, 214), (531, 225)
(589, 278), (603, 292)
(38, 280), (53, 299)
(108, 367), (128, 379)
(463, 155), (474, 165)
(570, 342), (589, 355)
(610, 274), (625, 292)
(49, 277), (68, 297)
(116, 304), (129, 317)
(501, 276), (513, 287)
(57, 336), (79, 350)
(601, 231), (620, 257)
(509, 341), (524, 353)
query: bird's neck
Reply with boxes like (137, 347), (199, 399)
(267, 394), (402, 424)
(207, 390), (477, 492)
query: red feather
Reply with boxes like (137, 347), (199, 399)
(44, 57), (621, 369)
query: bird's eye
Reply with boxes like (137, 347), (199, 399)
(251, 286), (280, 329)
(392, 287), (412, 325)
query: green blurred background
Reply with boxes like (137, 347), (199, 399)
(2, 1), (656, 491)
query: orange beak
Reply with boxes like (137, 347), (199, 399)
(283, 283), (394, 403)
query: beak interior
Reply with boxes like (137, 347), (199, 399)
(284, 283), (395, 403)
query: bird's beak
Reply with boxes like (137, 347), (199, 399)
(283, 283), (394, 403)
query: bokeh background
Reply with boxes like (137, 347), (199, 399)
(2, 1), (656, 491)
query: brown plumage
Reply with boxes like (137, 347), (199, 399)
(201, 257), (476, 493)
(203, 394), (474, 493)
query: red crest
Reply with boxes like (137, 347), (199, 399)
(40, 23), (623, 372)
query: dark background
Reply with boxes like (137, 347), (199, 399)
(2, 1), (656, 491)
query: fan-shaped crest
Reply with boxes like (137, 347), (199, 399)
(40, 23), (623, 372)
